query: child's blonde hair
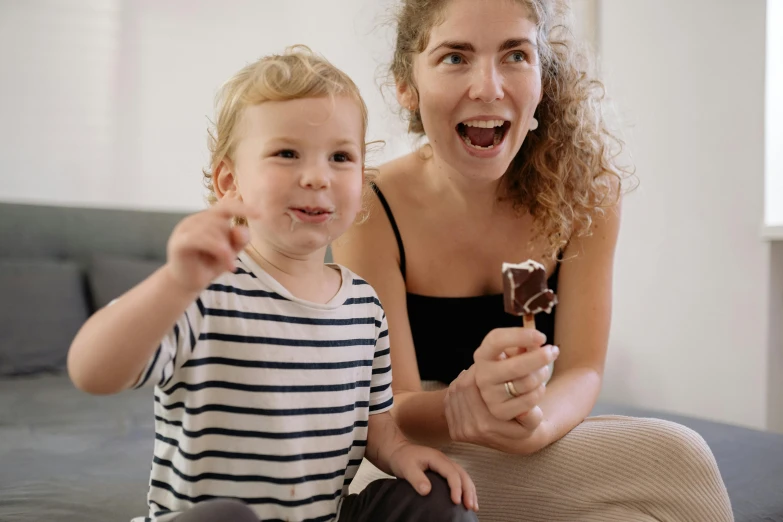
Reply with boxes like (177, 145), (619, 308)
(203, 45), (372, 209)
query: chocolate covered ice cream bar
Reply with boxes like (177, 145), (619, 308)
(502, 260), (558, 328)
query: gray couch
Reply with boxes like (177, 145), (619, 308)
(1, 201), (781, 522)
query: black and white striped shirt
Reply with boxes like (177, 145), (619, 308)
(132, 251), (393, 522)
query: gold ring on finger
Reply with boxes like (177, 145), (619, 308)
(504, 380), (520, 399)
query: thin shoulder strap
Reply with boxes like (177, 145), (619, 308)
(370, 181), (407, 281)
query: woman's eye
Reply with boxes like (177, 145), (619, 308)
(276, 149), (296, 159)
(332, 152), (351, 163)
(506, 51), (526, 63)
(441, 53), (464, 65)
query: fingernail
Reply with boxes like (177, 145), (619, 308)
(551, 345), (560, 358)
(419, 483), (430, 495)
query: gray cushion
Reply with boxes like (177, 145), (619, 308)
(0, 374), (151, 522)
(0, 259), (89, 376)
(88, 255), (163, 310)
(0, 202), (184, 264)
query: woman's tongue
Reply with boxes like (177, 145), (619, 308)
(463, 126), (496, 148)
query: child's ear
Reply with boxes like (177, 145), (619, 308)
(214, 159), (241, 201)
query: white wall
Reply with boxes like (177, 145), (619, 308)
(599, 0), (769, 429)
(1, 0), (775, 429)
(0, 0), (409, 211)
(0, 0), (122, 207)
(766, 0), (783, 226)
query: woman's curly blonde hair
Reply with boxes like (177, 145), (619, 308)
(391, 0), (634, 258)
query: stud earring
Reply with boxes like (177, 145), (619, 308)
(529, 118), (539, 131)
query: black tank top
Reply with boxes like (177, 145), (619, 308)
(371, 183), (559, 384)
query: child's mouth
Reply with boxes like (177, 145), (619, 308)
(288, 207), (334, 224)
(456, 119), (511, 150)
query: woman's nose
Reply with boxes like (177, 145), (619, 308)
(469, 62), (504, 103)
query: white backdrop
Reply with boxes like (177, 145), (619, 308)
(599, 0), (770, 429)
(0, 0), (777, 430)
(0, 0), (411, 211)
(766, 0), (783, 226)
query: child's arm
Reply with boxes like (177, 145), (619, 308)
(365, 410), (419, 475)
(67, 199), (258, 395)
(366, 412), (478, 512)
(363, 309), (478, 511)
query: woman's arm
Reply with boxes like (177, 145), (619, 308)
(333, 186), (553, 449)
(452, 199), (622, 456)
(332, 188), (452, 446)
(530, 200), (623, 450)
(334, 184), (621, 453)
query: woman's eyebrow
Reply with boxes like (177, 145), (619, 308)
(499, 38), (537, 52)
(428, 38), (537, 56)
(428, 41), (475, 56)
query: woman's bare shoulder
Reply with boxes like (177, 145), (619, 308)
(373, 150), (429, 204)
(332, 154), (422, 282)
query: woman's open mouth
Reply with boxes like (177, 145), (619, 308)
(456, 119), (511, 150)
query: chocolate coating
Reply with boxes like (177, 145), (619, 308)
(502, 260), (558, 316)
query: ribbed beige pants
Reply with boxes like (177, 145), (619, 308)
(351, 386), (733, 521)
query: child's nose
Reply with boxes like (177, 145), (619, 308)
(300, 163), (330, 189)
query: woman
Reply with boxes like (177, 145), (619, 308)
(332, 0), (733, 520)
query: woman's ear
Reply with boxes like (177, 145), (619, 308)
(214, 159), (240, 201)
(396, 82), (418, 112)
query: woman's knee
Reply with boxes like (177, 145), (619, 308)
(647, 419), (722, 476)
(582, 416), (722, 478)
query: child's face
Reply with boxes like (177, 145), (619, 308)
(227, 96), (364, 256)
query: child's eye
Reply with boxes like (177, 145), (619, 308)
(441, 53), (464, 65)
(331, 152), (352, 163)
(275, 149), (297, 159)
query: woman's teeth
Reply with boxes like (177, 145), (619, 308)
(460, 133), (503, 150)
(459, 120), (507, 150)
(462, 119), (506, 128)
